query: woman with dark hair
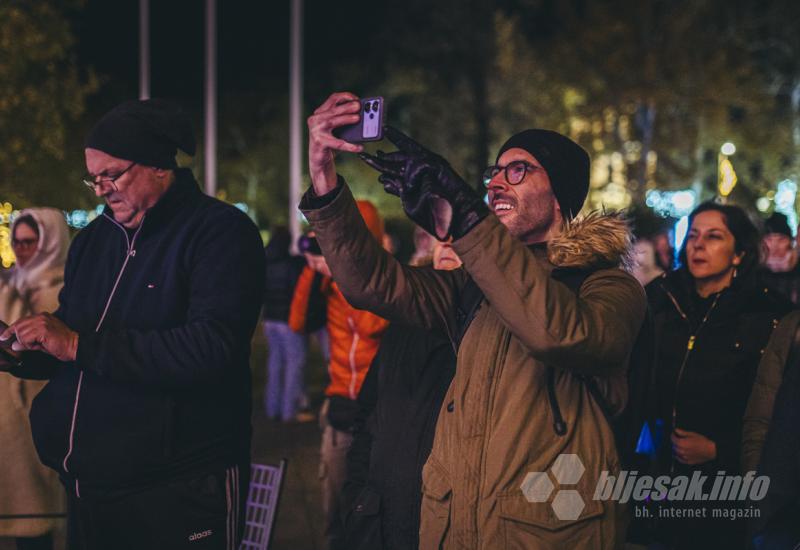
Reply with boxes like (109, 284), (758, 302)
(646, 202), (791, 549)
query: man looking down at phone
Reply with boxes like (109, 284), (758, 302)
(0, 99), (265, 550)
(301, 92), (646, 549)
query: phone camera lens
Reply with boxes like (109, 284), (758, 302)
(364, 102), (371, 112)
(369, 113), (375, 119)
(372, 101), (380, 112)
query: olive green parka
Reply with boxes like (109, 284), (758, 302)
(302, 183), (646, 549)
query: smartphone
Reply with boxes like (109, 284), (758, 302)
(333, 96), (385, 143)
(0, 320), (21, 370)
(298, 235), (322, 255)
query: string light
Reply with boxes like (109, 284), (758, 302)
(718, 158), (738, 197)
(775, 179), (798, 236)
(646, 189), (696, 218)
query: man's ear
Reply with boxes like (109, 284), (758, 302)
(153, 167), (172, 181)
(553, 196), (564, 224)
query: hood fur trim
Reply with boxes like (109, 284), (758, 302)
(547, 211), (634, 271)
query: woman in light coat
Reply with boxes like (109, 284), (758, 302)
(0, 208), (69, 550)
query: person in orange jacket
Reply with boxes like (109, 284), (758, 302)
(288, 200), (389, 550)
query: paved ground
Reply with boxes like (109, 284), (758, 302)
(1, 328), (328, 550)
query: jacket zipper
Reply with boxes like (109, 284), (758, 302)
(476, 330), (512, 547)
(664, 286), (721, 473)
(62, 214), (145, 498)
(347, 317), (360, 399)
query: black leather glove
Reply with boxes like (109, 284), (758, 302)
(359, 126), (489, 241)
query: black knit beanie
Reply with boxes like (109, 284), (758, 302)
(765, 212), (793, 238)
(85, 99), (196, 168)
(496, 129), (590, 219)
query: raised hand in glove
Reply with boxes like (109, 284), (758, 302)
(359, 126), (489, 241)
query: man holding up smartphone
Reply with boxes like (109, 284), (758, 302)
(0, 99), (264, 550)
(301, 92), (646, 549)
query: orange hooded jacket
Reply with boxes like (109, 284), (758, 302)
(289, 200), (389, 400)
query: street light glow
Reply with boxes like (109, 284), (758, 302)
(720, 142), (736, 156)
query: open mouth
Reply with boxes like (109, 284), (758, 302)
(492, 200), (516, 216)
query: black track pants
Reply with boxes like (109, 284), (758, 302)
(66, 465), (247, 550)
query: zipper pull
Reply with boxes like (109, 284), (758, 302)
(129, 249), (136, 257)
(687, 335), (696, 350)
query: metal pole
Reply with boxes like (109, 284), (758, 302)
(289, 0), (304, 253)
(204, 0), (217, 196)
(139, 0), (150, 100)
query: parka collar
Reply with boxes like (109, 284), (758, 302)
(546, 211), (634, 271)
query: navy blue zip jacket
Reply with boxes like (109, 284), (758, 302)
(14, 169), (265, 499)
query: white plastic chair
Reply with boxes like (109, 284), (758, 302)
(239, 459), (287, 550)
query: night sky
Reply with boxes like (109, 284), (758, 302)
(72, 0), (382, 109)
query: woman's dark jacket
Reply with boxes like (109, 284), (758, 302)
(12, 170), (265, 499)
(262, 242), (305, 323)
(645, 269), (790, 547)
(342, 322), (456, 550)
(648, 269), (790, 476)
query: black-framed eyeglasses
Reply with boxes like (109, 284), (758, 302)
(482, 161), (542, 187)
(11, 238), (38, 249)
(82, 162), (137, 192)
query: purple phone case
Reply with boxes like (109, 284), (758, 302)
(333, 96), (384, 143)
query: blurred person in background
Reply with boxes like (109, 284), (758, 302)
(646, 202), (791, 549)
(409, 225), (436, 266)
(288, 200), (389, 550)
(653, 230), (675, 272)
(632, 236), (664, 286)
(342, 240), (460, 549)
(760, 212), (800, 305)
(262, 226), (307, 422)
(0, 209), (69, 550)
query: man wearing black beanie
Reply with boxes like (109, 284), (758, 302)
(762, 212), (800, 304)
(1, 99), (265, 550)
(300, 92), (647, 549)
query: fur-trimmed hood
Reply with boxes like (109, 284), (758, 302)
(547, 211), (634, 272)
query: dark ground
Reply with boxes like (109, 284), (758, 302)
(0, 327), (328, 550)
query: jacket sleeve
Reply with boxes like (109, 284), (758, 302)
(288, 266), (315, 333)
(8, 352), (63, 380)
(75, 211), (266, 388)
(452, 214), (646, 376)
(301, 180), (462, 336)
(742, 311), (800, 473)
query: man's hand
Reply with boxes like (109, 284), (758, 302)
(307, 92), (365, 196)
(1, 313), (78, 362)
(304, 252), (332, 278)
(359, 127), (489, 241)
(671, 428), (717, 465)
